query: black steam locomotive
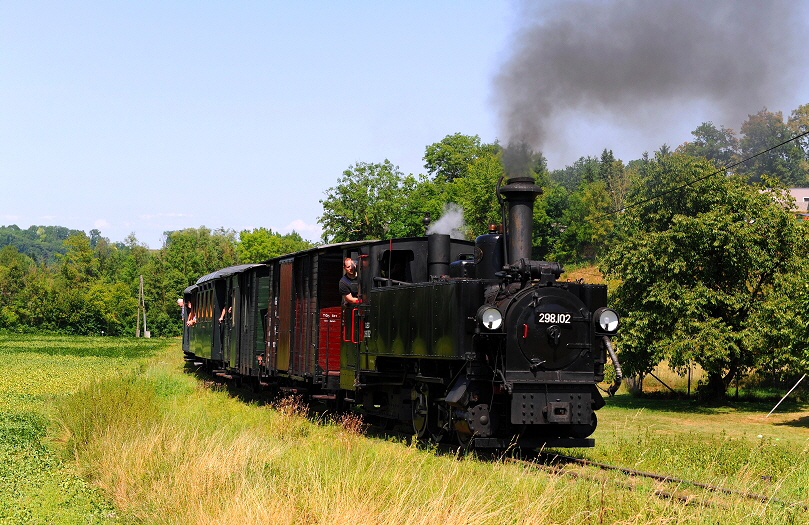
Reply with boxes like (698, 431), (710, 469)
(182, 176), (621, 448)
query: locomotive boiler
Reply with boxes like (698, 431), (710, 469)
(183, 176), (621, 448)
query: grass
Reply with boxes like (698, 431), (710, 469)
(5, 333), (809, 524)
(0, 334), (171, 525)
(59, 345), (809, 523)
(560, 263), (606, 284)
(583, 395), (809, 499)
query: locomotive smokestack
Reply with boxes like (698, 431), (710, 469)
(428, 233), (451, 278)
(498, 176), (542, 264)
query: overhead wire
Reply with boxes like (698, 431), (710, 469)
(604, 128), (809, 218)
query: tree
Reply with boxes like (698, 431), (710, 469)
(0, 246), (34, 329)
(602, 153), (809, 400)
(738, 108), (806, 186)
(237, 228), (314, 263)
(447, 151), (505, 237)
(319, 161), (426, 242)
(59, 233), (99, 285)
(423, 133), (499, 182)
(787, 103), (809, 173)
(599, 149), (631, 214)
(677, 122), (739, 167)
(553, 180), (613, 262)
(549, 156), (599, 192)
(532, 182), (569, 260)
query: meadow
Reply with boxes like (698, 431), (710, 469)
(0, 334), (171, 524)
(3, 334), (809, 524)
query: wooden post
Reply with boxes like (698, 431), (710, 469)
(137, 275), (148, 337)
(136, 276), (141, 337)
(687, 365), (692, 398)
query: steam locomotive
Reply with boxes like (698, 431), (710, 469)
(182, 176), (621, 448)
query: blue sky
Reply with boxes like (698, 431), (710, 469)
(2, 1), (807, 247)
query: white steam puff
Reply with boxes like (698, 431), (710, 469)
(427, 203), (465, 239)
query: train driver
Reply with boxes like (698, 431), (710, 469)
(340, 257), (360, 305)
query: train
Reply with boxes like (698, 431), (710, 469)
(182, 176), (622, 449)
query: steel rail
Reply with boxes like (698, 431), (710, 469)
(508, 457), (716, 507)
(533, 452), (807, 510)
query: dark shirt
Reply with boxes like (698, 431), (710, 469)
(339, 274), (358, 301)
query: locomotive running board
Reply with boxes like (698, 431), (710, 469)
(473, 437), (595, 449)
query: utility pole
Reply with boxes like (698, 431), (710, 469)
(136, 275), (149, 338)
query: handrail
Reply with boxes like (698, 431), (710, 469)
(351, 308), (358, 344)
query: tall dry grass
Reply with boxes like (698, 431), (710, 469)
(54, 347), (809, 525)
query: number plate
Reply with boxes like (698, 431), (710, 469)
(535, 312), (572, 324)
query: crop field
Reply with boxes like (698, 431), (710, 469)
(3, 334), (809, 524)
(0, 334), (171, 524)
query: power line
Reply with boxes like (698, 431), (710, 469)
(607, 128), (809, 217)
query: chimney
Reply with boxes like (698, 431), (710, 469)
(498, 177), (542, 264)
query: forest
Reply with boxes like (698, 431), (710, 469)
(0, 226), (312, 337)
(2, 104), (809, 397)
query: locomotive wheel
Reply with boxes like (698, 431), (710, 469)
(454, 428), (474, 448)
(411, 384), (430, 438)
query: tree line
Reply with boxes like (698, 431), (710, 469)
(0, 227), (312, 337)
(2, 103), (808, 399)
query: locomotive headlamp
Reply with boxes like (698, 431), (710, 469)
(478, 306), (503, 331)
(594, 307), (619, 334)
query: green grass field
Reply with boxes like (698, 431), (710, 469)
(0, 334), (171, 524)
(3, 333), (809, 524)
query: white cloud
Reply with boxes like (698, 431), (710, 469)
(94, 219), (110, 229)
(283, 219), (322, 240)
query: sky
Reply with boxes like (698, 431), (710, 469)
(2, 1), (808, 248)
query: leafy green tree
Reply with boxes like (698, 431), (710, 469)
(448, 151), (505, 237)
(602, 153), (809, 399)
(787, 103), (809, 172)
(553, 181), (613, 262)
(401, 176), (454, 236)
(0, 224), (83, 263)
(150, 227), (238, 334)
(160, 227), (237, 285)
(58, 234), (99, 285)
(549, 156), (599, 192)
(599, 149), (630, 214)
(532, 182), (569, 260)
(677, 122), (740, 167)
(738, 108), (806, 185)
(237, 228), (315, 263)
(0, 246), (35, 329)
(319, 161), (426, 242)
(423, 133), (500, 182)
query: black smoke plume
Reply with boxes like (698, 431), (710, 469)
(494, 0), (806, 172)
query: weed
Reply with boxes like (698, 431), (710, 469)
(273, 394), (308, 418)
(337, 412), (367, 435)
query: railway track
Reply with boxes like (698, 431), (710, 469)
(504, 452), (807, 510)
